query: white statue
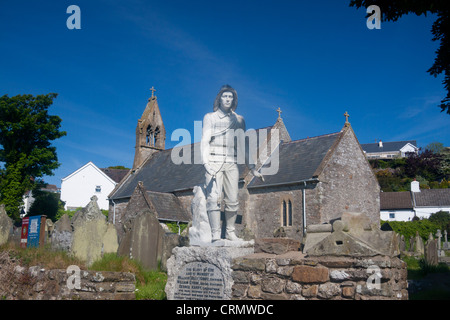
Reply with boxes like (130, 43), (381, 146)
(200, 85), (264, 242)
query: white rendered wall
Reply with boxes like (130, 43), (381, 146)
(61, 164), (116, 210)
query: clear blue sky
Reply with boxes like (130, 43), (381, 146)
(1, 0), (448, 188)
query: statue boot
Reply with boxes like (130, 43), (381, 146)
(225, 210), (243, 241)
(208, 210), (221, 242)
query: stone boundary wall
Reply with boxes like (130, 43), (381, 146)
(0, 252), (135, 300)
(231, 252), (408, 300)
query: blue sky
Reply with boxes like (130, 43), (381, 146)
(1, 0), (448, 188)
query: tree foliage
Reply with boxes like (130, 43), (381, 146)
(0, 93), (66, 221)
(350, 0), (450, 114)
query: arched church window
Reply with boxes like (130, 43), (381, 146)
(281, 198), (293, 227)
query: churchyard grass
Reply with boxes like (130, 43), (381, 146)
(0, 242), (86, 269)
(0, 243), (168, 300)
(89, 253), (167, 300)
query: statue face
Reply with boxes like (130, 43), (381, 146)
(220, 92), (233, 113)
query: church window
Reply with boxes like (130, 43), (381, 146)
(281, 199), (293, 227)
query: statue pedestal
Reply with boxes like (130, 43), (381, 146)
(165, 245), (254, 300)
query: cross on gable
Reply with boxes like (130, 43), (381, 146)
(344, 111), (350, 125)
(150, 86), (156, 98)
(276, 107), (282, 119)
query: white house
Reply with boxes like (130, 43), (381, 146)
(61, 162), (128, 211)
(361, 140), (418, 159)
(380, 181), (450, 221)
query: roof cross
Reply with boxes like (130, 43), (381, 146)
(344, 111), (350, 126)
(276, 107), (282, 119)
(150, 86), (156, 98)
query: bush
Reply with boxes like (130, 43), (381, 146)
(90, 253), (167, 300)
(382, 219), (440, 245)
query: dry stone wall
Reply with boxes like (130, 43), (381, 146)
(0, 251), (135, 300)
(231, 252), (408, 300)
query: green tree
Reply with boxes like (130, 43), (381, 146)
(0, 93), (66, 221)
(350, 0), (450, 114)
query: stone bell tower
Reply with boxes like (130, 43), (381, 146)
(133, 87), (166, 169)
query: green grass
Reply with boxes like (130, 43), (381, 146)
(1, 243), (168, 300)
(90, 253), (167, 300)
(403, 254), (450, 299)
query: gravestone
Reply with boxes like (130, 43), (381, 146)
(51, 214), (73, 251)
(165, 246), (253, 300)
(413, 231), (424, 255)
(444, 230), (449, 250)
(0, 204), (13, 246)
(118, 209), (164, 270)
(71, 196), (119, 266)
(425, 233), (438, 266)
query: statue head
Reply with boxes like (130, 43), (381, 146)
(213, 84), (238, 112)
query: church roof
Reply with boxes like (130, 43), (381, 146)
(146, 191), (191, 222)
(247, 131), (342, 188)
(109, 128), (344, 199)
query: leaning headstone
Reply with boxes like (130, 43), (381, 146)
(413, 231), (424, 256)
(71, 196), (119, 266)
(425, 233), (438, 266)
(0, 204), (13, 246)
(51, 214), (73, 251)
(165, 246), (253, 300)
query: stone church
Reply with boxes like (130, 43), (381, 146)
(108, 91), (380, 244)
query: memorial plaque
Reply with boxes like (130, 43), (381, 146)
(173, 262), (224, 300)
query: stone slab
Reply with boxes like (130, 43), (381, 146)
(165, 246), (254, 300)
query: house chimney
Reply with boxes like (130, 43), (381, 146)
(378, 140), (383, 148)
(411, 179), (420, 192)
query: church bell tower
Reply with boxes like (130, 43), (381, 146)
(133, 87), (166, 169)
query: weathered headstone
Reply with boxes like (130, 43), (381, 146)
(0, 204), (13, 246)
(444, 230), (449, 250)
(425, 233), (438, 266)
(413, 231), (424, 255)
(51, 214), (73, 251)
(71, 196), (118, 266)
(118, 209), (164, 270)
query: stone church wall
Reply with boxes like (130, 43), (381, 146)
(313, 128), (380, 226)
(247, 185), (304, 240)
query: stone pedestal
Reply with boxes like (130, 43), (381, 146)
(165, 245), (254, 300)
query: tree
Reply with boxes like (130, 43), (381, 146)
(404, 148), (443, 182)
(0, 93), (66, 221)
(28, 181), (65, 222)
(350, 0), (450, 114)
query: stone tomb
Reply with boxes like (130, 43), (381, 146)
(165, 246), (253, 300)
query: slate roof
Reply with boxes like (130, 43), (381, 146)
(247, 132), (342, 188)
(413, 189), (450, 207)
(110, 128), (343, 199)
(101, 168), (130, 183)
(380, 192), (413, 210)
(146, 191), (190, 222)
(361, 140), (417, 153)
